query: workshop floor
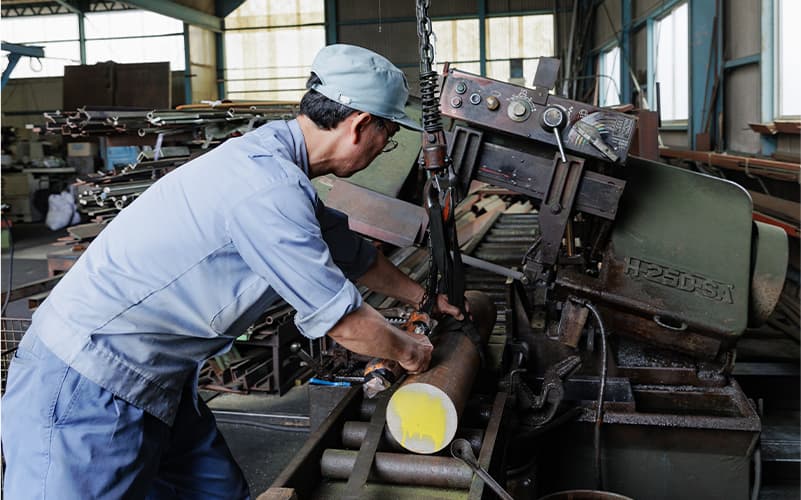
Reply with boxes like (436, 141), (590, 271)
(1, 222), (312, 496)
(205, 388), (311, 494)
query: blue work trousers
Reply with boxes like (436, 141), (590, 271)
(1, 334), (250, 499)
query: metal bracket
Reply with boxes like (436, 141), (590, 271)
(535, 154), (585, 266)
(341, 376), (406, 499)
(447, 126), (484, 200)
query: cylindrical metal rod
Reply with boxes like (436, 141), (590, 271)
(320, 449), (474, 489)
(341, 420), (484, 456)
(460, 253), (528, 283)
(386, 291), (496, 454)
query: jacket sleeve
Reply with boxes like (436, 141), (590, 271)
(226, 180), (362, 339)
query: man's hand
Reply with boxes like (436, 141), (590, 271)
(431, 293), (468, 321)
(398, 331), (433, 374)
(328, 304), (435, 375)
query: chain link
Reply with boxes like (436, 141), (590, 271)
(416, 0), (435, 74)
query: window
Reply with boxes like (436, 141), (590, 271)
(486, 14), (554, 84)
(224, 0), (325, 101)
(652, 3), (688, 122)
(599, 46), (621, 106)
(0, 14), (81, 78)
(776, 0), (801, 117)
(431, 19), (480, 75)
(84, 10), (185, 70)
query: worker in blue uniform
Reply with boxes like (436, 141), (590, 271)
(2, 44), (464, 499)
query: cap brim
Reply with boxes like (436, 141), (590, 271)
(392, 115), (424, 132)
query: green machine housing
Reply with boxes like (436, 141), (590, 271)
(440, 68), (788, 363)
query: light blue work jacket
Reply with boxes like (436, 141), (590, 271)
(24, 119), (376, 425)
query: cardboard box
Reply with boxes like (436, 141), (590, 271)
(67, 142), (99, 157)
(1, 173), (29, 197)
(3, 194), (33, 222)
(67, 156), (97, 175)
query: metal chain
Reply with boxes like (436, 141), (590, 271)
(416, 0), (435, 74)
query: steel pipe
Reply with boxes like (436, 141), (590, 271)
(386, 290), (496, 454)
(320, 449), (474, 489)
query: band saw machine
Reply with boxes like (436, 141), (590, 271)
(261, 21), (788, 500)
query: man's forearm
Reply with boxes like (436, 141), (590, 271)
(327, 302), (431, 372)
(356, 251), (425, 307)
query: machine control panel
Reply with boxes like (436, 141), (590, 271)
(440, 69), (637, 164)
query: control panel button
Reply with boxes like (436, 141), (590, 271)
(469, 93), (482, 105)
(450, 96), (463, 108)
(455, 81), (468, 94)
(507, 99), (531, 122)
(486, 95), (500, 111)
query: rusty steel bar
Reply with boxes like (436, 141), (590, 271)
(485, 228), (536, 237)
(263, 305), (294, 325)
(341, 420), (485, 456)
(359, 398), (494, 423)
(386, 291), (496, 454)
(473, 250), (527, 262)
(320, 449), (474, 489)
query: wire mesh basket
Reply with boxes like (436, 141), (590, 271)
(1, 318), (31, 393)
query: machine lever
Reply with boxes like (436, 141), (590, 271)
(451, 438), (515, 500)
(574, 121), (619, 162)
(541, 106), (567, 163)
(552, 128), (567, 163)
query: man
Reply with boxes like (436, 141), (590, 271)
(2, 44), (464, 499)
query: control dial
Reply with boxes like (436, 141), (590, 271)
(507, 98), (532, 122)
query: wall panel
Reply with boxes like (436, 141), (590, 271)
(633, 0), (663, 20)
(725, 0), (760, 59)
(189, 25), (217, 101)
(594, 0), (621, 49)
(487, 0), (554, 13)
(725, 65), (761, 153)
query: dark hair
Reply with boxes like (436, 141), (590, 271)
(299, 73), (356, 130)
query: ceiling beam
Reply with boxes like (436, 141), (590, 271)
(215, 0), (245, 18)
(53, 0), (82, 14)
(122, 0), (223, 32)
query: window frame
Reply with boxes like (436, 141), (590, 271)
(82, 10), (186, 70)
(774, 0), (800, 118)
(1, 13), (82, 78)
(483, 13), (555, 84)
(1, 9), (187, 79)
(598, 44), (621, 107)
(648, 1), (689, 126)
(222, 1), (326, 101)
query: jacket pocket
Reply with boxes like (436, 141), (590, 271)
(210, 278), (272, 335)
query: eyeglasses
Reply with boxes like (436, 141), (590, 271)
(382, 138), (399, 153)
(376, 119), (399, 153)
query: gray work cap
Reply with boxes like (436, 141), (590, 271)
(310, 44), (423, 132)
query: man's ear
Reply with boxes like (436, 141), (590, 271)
(348, 112), (373, 145)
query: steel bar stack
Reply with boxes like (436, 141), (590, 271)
(76, 157), (190, 216)
(39, 103), (299, 141)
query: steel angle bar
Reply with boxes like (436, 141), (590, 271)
(326, 180), (429, 248)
